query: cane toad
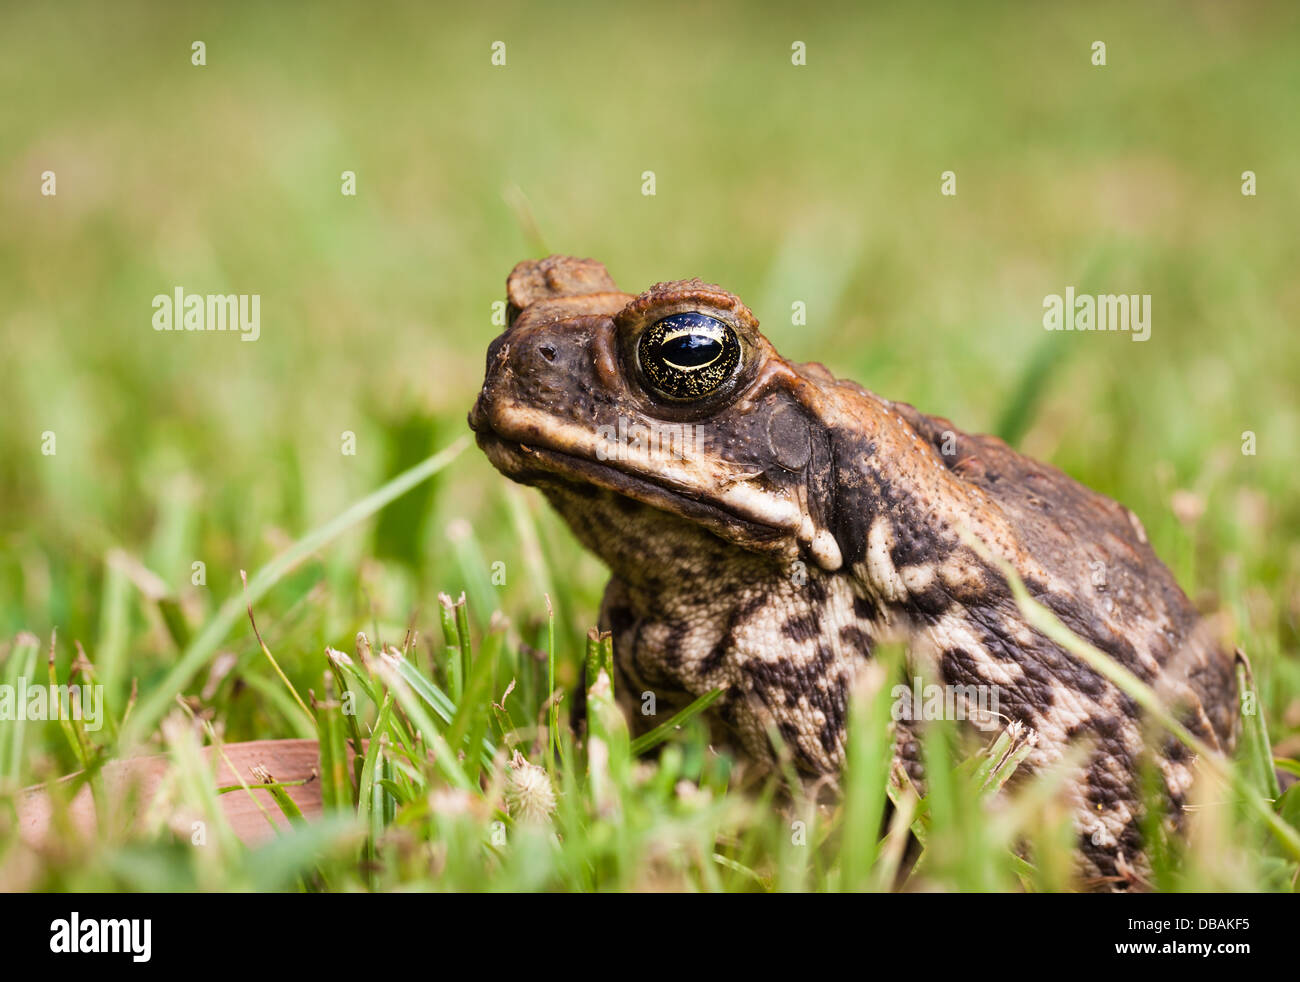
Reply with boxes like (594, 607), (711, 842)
(468, 255), (1238, 887)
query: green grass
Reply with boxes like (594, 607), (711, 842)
(4, 440), (1297, 892)
(1, 0), (1298, 891)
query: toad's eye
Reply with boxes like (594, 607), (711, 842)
(637, 312), (741, 401)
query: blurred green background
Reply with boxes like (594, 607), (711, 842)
(2, 1), (1297, 746)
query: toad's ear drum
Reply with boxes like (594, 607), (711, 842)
(766, 403), (813, 471)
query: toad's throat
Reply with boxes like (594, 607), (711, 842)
(470, 403), (843, 567)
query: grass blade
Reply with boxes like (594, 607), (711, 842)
(120, 436), (469, 748)
(629, 688), (724, 756)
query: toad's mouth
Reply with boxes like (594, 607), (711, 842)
(472, 428), (793, 552)
(468, 397), (846, 568)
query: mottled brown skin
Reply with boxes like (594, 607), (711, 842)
(469, 255), (1238, 889)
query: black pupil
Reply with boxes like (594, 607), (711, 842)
(662, 332), (721, 368)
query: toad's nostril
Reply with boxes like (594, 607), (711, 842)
(539, 343), (557, 363)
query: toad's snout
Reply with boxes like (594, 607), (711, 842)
(471, 323), (570, 436)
